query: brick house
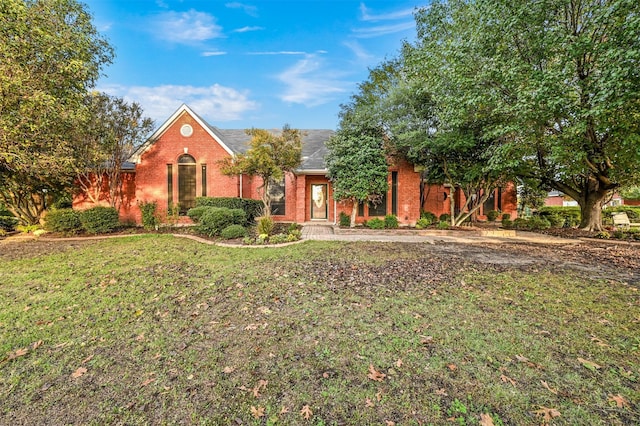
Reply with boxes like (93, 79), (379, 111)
(73, 104), (517, 225)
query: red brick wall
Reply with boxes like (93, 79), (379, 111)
(135, 112), (239, 220)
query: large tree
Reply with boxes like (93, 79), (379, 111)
(219, 126), (303, 216)
(325, 111), (389, 227)
(0, 0), (113, 224)
(411, 0), (640, 230)
(75, 93), (154, 209)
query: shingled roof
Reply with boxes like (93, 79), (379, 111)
(130, 104), (334, 173)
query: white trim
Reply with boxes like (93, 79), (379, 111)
(129, 104), (235, 164)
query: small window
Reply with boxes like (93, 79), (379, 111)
(178, 154), (196, 164)
(270, 177), (286, 215)
(369, 192), (387, 216)
(167, 164), (173, 209)
(201, 164), (207, 197)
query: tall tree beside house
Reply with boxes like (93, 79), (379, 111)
(0, 0), (113, 224)
(410, 0), (640, 230)
(325, 107), (389, 228)
(75, 93), (154, 209)
(219, 126), (303, 216)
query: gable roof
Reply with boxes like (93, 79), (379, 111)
(129, 104), (334, 172)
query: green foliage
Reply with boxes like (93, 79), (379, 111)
(220, 224), (247, 240)
(0, 0), (114, 225)
(44, 208), (82, 234)
(197, 208), (246, 237)
(436, 221), (450, 230)
(486, 210), (500, 222)
(256, 215), (275, 236)
(138, 201), (158, 231)
(501, 218), (513, 229)
(620, 186), (640, 201)
(364, 218), (385, 229)
(187, 206), (208, 223)
(325, 108), (389, 220)
(501, 213), (511, 221)
(415, 217), (431, 229)
(421, 211), (438, 223)
(439, 213), (450, 223)
(195, 197), (263, 225)
(539, 207), (581, 227)
(0, 216), (19, 232)
(218, 127), (302, 214)
(80, 206), (120, 234)
(384, 214), (399, 229)
(338, 212), (351, 227)
(604, 206), (640, 220)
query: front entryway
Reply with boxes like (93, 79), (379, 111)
(311, 184), (328, 220)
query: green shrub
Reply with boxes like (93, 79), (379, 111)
(539, 206), (581, 227)
(604, 206), (640, 221)
(501, 218), (513, 229)
(512, 218), (530, 230)
(256, 215), (275, 236)
(0, 203), (12, 217)
(195, 197), (263, 225)
(529, 216), (551, 230)
(439, 213), (451, 223)
(198, 207), (246, 237)
(365, 218), (385, 229)
(421, 211), (438, 223)
(384, 214), (399, 229)
(80, 206), (120, 234)
(139, 201), (159, 230)
(487, 210), (500, 222)
(187, 206), (209, 223)
(544, 213), (565, 228)
(0, 216), (18, 232)
(268, 233), (289, 244)
(16, 224), (41, 233)
(596, 231), (610, 239)
(415, 218), (431, 229)
(220, 224), (247, 239)
(436, 220), (450, 230)
(44, 209), (82, 234)
(51, 194), (73, 209)
(339, 211), (350, 227)
(288, 222), (301, 233)
(287, 229), (302, 241)
(501, 213), (511, 221)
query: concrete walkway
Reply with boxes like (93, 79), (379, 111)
(301, 224), (582, 245)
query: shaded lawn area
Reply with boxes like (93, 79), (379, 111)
(1, 235), (639, 425)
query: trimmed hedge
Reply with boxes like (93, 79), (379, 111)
(538, 206), (581, 227)
(195, 197), (263, 225)
(197, 207), (246, 237)
(45, 209), (82, 234)
(80, 206), (120, 234)
(221, 224), (247, 239)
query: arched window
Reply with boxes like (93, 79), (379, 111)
(178, 154), (196, 213)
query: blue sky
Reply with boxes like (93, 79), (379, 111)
(84, 0), (424, 130)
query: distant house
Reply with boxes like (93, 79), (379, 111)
(74, 104), (518, 225)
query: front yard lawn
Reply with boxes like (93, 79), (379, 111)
(1, 235), (638, 424)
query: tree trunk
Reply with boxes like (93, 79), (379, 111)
(578, 190), (607, 231)
(350, 199), (358, 228)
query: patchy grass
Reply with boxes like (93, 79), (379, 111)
(0, 235), (639, 425)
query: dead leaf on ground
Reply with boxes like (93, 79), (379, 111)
(385, 421), (396, 426)
(71, 367), (87, 379)
(280, 406), (290, 415)
(447, 363), (457, 371)
(376, 391), (383, 402)
(9, 347), (28, 360)
(367, 364), (386, 382)
(531, 406), (561, 422)
(590, 336), (610, 348)
(577, 357), (601, 371)
(32, 340), (43, 350)
(396, 358), (403, 368)
(365, 398), (375, 407)
(250, 406), (265, 418)
(541, 380), (558, 395)
(479, 413), (495, 426)
(222, 366), (235, 374)
(252, 379), (268, 398)
(300, 404), (313, 420)
(514, 354), (543, 369)
(435, 388), (448, 396)
(500, 374), (517, 386)
(81, 354), (94, 364)
(608, 394), (630, 409)
(141, 378), (155, 387)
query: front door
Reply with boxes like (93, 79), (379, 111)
(311, 184), (328, 220)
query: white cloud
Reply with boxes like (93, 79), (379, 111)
(152, 10), (223, 43)
(99, 84), (258, 123)
(352, 21), (416, 38)
(233, 26), (264, 33)
(359, 3), (415, 21)
(277, 56), (349, 106)
(343, 40), (373, 62)
(201, 51), (227, 57)
(248, 51), (308, 56)
(225, 2), (258, 17)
